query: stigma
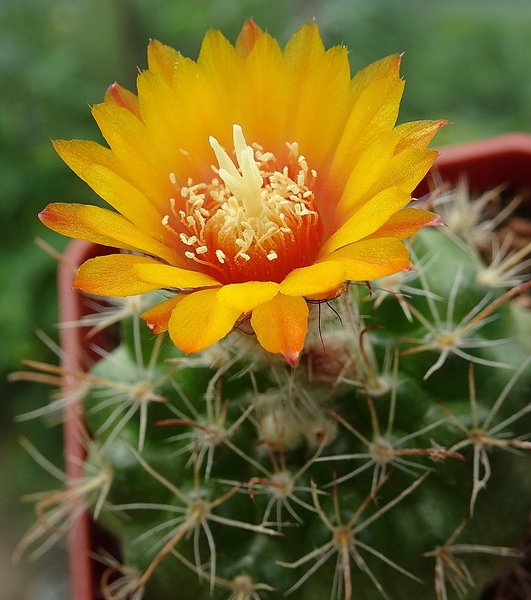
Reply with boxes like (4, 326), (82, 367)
(209, 125), (264, 219)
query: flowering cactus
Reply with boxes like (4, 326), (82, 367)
(14, 20), (531, 600)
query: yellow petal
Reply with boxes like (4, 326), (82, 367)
(370, 147), (439, 197)
(216, 281), (279, 313)
(168, 41), (241, 180)
(240, 32), (289, 153)
(332, 131), (400, 220)
(39, 203), (139, 251)
(167, 288), (242, 353)
(53, 139), (121, 178)
(323, 187), (412, 255)
(393, 119), (447, 152)
(91, 103), (174, 208)
(164, 56), (217, 181)
(140, 296), (182, 334)
(330, 77), (405, 190)
(320, 238), (411, 281)
(363, 208), (443, 240)
(197, 29), (243, 121)
(44, 203), (179, 264)
(280, 261), (346, 297)
(52, 140), (174, 248)
(136, 69), (195, 184)
(134, 262), (220, 289)
(283, 23), (324, 72)
(74, 254), (164, 296)
(284, 25), (351, 169)
(349, 54), (401, 105)
(251, 294), (309, 366)
(147, 39), (181, 84)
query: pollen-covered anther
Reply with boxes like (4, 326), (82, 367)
(174, 124), (323, 284)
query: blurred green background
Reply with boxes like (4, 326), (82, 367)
(1, 0), (531, 597)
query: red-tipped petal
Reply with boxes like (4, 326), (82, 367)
(235, 19), (265, 58)
(363, 208), (443, 240)
(140, 296), (181, 334)
(104, 83), (141, 119)
(251, 294), (309, 365)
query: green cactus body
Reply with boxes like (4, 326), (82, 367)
(15, 19), (531, 600)
(65, 192), (531, 600)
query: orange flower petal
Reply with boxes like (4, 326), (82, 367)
(279, 261), (346, 297)
(320, 238), (411, 281)
(251, 294), (309, 366)
(216, 281), (279, 313)
(39, 203), (137, 251)
(167, 289), (242, 354)
(364, 208), (443, 240)
(140, 296), (182, 334)
(133, 263), (220, 289)
(323, 187), (412, 255)
(74, 254), (164, 296)
(41, 203), (178, 264)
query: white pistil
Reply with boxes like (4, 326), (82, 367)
(209, 125), (264, 219)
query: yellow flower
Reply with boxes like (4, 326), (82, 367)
(40, 20), (444, 365)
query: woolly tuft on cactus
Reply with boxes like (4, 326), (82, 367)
(12, 20), (531, 600)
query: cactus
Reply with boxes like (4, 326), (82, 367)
(14, 20), (531, 600)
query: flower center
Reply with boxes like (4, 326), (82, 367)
(162, 125), (323, 284)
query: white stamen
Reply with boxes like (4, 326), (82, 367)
(215, 250), (226, 264)
(169, 173), (177, 185)
(179, 233), (198, 246)
(266, 251), (278, 261)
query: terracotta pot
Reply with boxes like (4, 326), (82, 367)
(58, 241), (116, 600)
(415, 132), (531, 197)
(58, 133), (531, 600)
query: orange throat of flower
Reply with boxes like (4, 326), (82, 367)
(161, 125), (324, 284)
